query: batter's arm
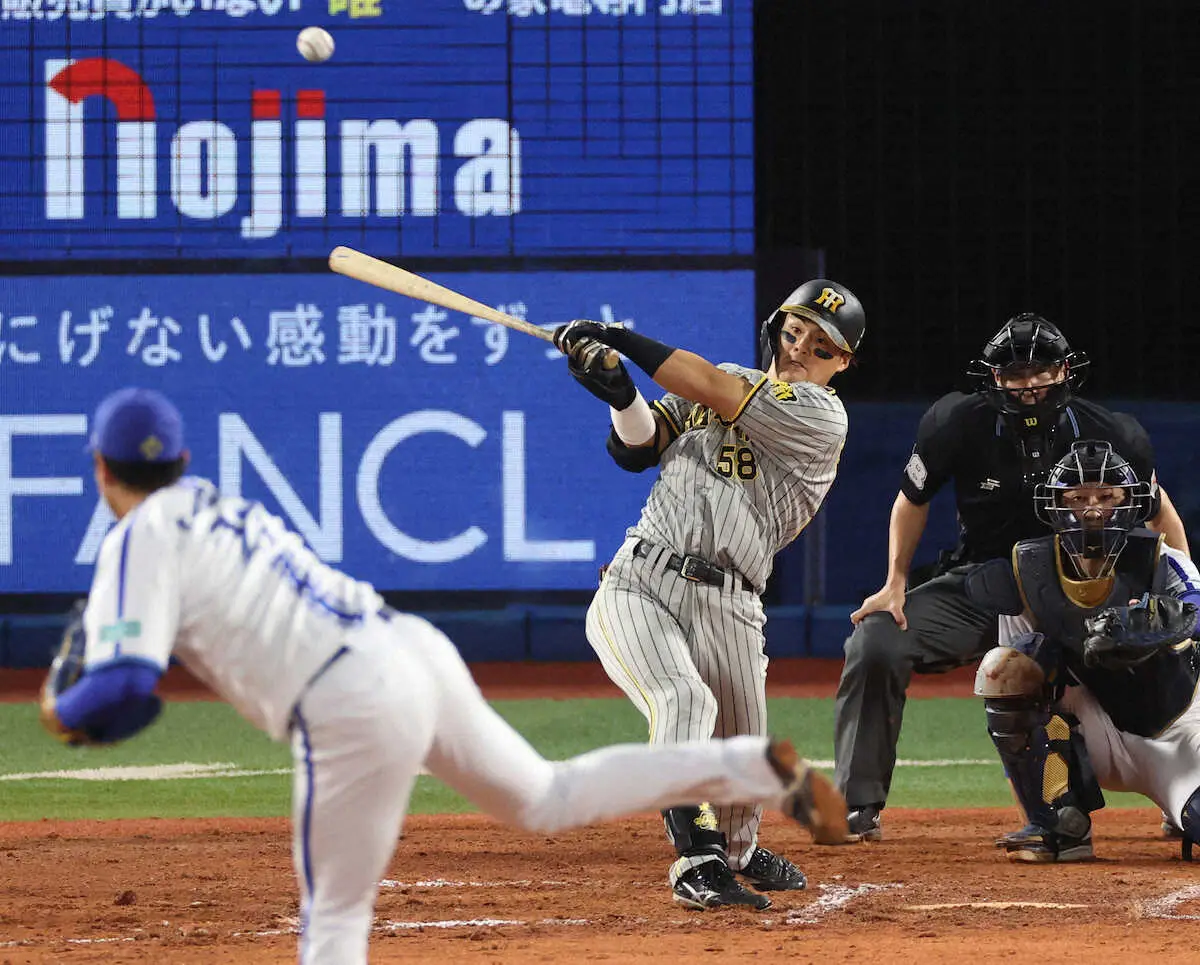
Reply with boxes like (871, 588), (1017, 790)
(552, 322), (751, 422)
(850, 492), (931, 630)
(648, 350), (753, 422)
(1148, 485), (1190, 555)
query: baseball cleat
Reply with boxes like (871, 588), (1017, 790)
(670, 858), (771, 911)
(732, 846), (807, 891)
(994, 823), (1042, 849)
(767, 739), (849, 845)
(1161, 810), (1184, 840)
(845, 805), (883, 843)
(1003, 825), (1094, 863)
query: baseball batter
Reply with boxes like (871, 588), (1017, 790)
(38, 387), (849, 965)
(553, 279), (866, 910)
(967, 441), (1200, 862)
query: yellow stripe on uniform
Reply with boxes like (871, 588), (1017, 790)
(595, 599), (658, 740)
(651, 400), (682, 442)
(729, 374), (769, 423)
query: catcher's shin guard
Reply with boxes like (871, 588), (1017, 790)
(985, 697), (1104, 836)
(1180, 787), (1200, 861)
(663, 805), (726, 860)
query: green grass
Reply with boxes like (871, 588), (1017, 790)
(0, 697), (1148, 820)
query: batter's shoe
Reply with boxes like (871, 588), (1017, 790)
(732, 846), (807, 891)
(767, 739), (849, 845)
(844, 805), (883, 843)
(1003, 825), (1094, 863)
(670, 858), (772, 911)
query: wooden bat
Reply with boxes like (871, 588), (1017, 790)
(328, 245), (618, 368)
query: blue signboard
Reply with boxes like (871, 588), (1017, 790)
(1, 0), (753, 259)
(0, 268), (754, 591)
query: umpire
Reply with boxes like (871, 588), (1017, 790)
(831, 313), (1190, 842)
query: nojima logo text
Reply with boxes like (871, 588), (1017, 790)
(44, 58), (522, 240)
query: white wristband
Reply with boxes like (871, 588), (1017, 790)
(610, 391), (657, 446)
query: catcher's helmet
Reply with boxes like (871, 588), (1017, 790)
(759, 279), (865, 369)
(1034, 441), (1152, 578)
(967, 313), (1089, 423)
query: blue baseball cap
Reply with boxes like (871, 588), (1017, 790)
(89, 388), (185, 463)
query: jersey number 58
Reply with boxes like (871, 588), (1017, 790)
(715, 445), (758, 480)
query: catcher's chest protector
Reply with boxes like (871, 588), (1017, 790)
(1014, 532), (1199, 737)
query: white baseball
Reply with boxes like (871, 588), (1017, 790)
(297, 27), (334, 64)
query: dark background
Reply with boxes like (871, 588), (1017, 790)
(755, 0), (1199, 402)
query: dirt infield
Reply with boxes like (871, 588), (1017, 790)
(2, 809), (1199, 963)
(6, 660), (1195, 961)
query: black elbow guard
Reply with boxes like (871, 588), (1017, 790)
(606, 428), (661, 473)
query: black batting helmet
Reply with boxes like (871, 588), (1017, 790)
(759, 279), (866, 369)
(1034, 441), (1152, 578)
(967, 313), (1089, 420)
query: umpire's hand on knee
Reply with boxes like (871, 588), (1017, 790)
(851, 580), (908, 630)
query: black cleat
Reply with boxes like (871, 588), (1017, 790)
(845, 805), (883, 843)
(1004, 825), (1094, 863)
(670, 858), (772, 911)
(733, 846), (807, 891)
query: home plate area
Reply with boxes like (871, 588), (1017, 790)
(2, 809), (1199, 963)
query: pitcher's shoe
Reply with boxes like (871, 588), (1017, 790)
(766, 739), (849, 845)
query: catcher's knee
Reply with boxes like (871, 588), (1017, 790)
(974, 644), (1045, 698)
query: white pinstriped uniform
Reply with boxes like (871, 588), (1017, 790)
(586, 363), (848, 866)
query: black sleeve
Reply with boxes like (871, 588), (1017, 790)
(899, 395), (965, 506)
(1114, 413), (1162, 518)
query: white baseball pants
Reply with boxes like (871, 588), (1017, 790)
(288, 611), (790, 965)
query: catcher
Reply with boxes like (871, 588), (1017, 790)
(966, 440), (1200, 862)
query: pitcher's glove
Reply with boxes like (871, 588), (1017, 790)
(39, 600), (90, 745)
(1082, 594), (1198, 670)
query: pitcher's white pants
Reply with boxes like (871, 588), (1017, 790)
(288, 612), (789, 965)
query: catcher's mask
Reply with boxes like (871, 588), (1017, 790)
(1035, 441), (1152, 578)
(759, 278), (865, 370)
(966, 313), (1090, 430)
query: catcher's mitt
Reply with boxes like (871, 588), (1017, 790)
(1082, 593), (1198, 671)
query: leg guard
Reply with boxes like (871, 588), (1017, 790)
(663, 804), (727, 859)
(985, 697), (1104, 837)
(1180, 787), (1200, 861)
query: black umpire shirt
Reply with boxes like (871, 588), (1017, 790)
(899, 392), (1160, 565)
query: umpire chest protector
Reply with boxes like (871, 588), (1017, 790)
(1008, 531), (1200, 737)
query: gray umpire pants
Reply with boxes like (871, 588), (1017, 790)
(833, 567), (996, 809)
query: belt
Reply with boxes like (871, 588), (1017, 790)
(632, 539), (756, 593)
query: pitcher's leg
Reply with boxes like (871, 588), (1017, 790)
(290, 647), (433, 965)
(417, 621), (792, 830)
